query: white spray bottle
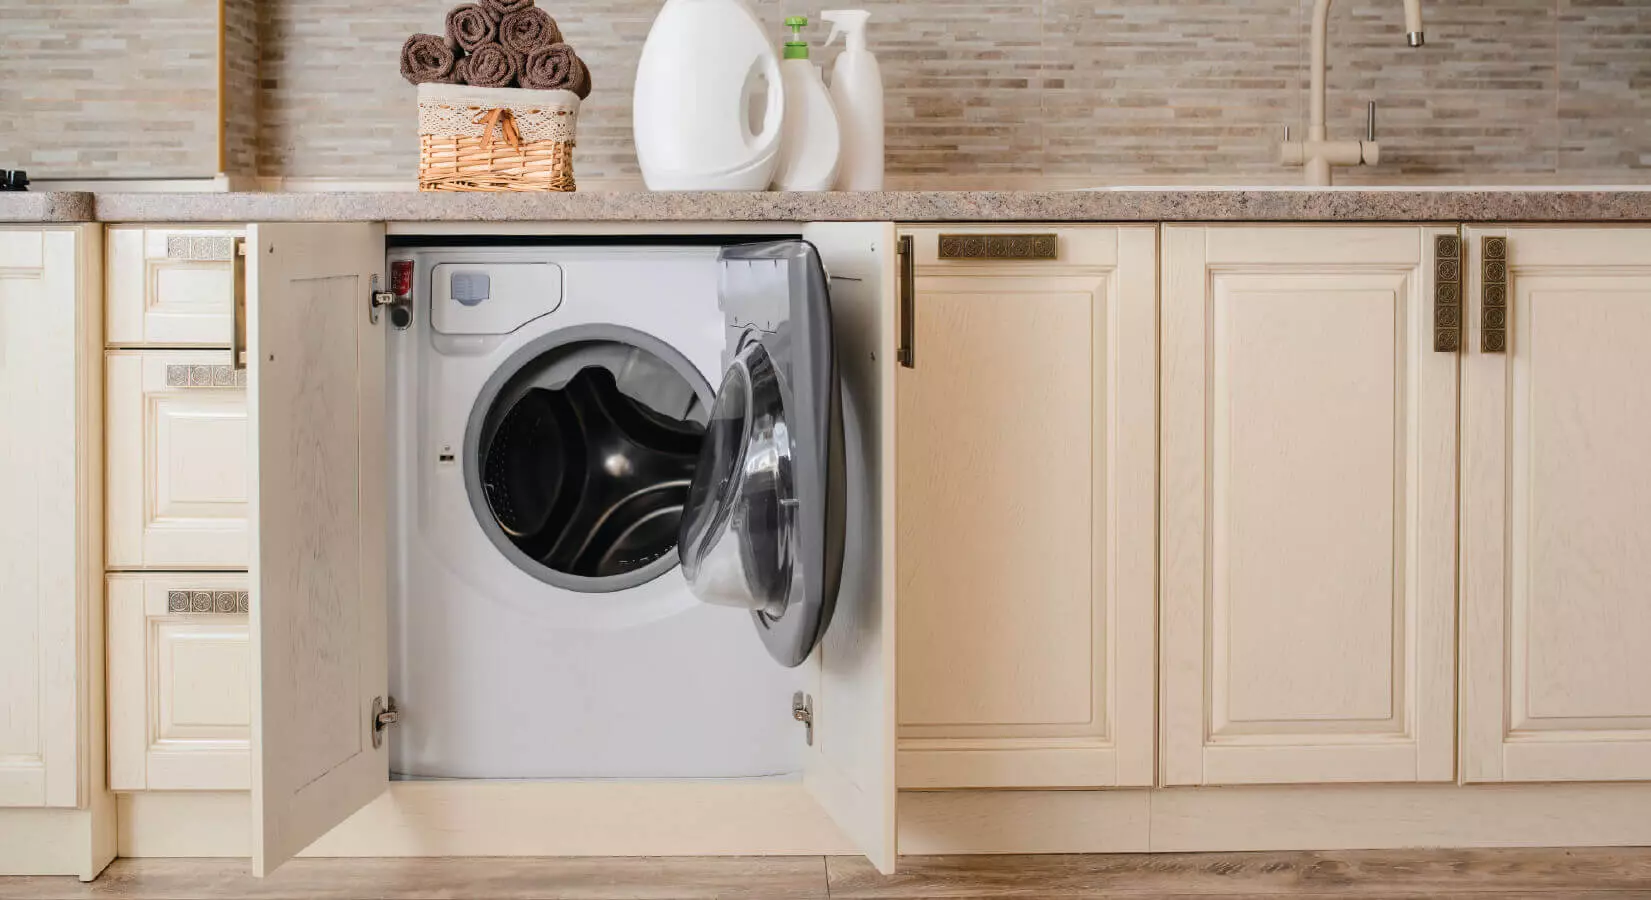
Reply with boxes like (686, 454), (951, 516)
(822, 9), (884, 190)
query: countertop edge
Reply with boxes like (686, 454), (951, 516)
(5, 190), (1651, 224)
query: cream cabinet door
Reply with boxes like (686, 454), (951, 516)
(106, 226), (240, 347)
(107, 573), (251, 792)
(247, 223), (389, 876)
(0, 226), (101, 808)
(105, 350), (250, 569)
(1160, 225), (1458, 786)
(1461, 227), (1651, 783)
(895, 226), (1157, 789)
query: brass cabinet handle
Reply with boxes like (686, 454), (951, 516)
(897, 234), (915, 368)
(1434, 233), (1462, 353)
(936, 233), (1058, 261)
(1481, 236), (1508, 353)
(232, 238), (248, 370)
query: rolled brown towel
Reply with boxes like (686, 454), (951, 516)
(464, 42), (520, 88)
(521, 42), (591, 98)
(498, 7), (563, 56)
(400, 33), (457, 85)
(446, 4), (496, 53)
(481, 0), (535, 18)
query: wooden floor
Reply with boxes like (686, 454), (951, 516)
(3, 849), (1651, 899)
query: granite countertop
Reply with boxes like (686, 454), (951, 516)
(5, 189), (1651, 224)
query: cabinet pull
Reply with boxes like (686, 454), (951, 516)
(936, 233), (1058, 261)
(164, 364), (247, 388)
(1433, 233), (1462, 353)
(232, 238), (248, 370)
(166, 590), (250, 614)
(897, 234), (915, 368)
(1481, 236), (1507, 353)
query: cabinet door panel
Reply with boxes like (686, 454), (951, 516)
(1462, 226), (1651, 782)
(248, 223), (388, 876)
(106, 226), (240, 347)
(896, 226), (1157, 789)
(798, 222), (898, 874)
(1161, 225), (1457, 786)
(0, 227), (97, 809)
(107, 573), (251, 792)
(105, 350), (249, 569)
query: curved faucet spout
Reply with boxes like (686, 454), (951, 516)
(1309, 0), (1425, 139)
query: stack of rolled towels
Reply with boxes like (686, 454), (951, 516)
(400, 0), (591, 97)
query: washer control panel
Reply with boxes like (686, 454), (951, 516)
(432, 262), (563, 335)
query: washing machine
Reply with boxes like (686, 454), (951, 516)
(385, 239), (844, 781)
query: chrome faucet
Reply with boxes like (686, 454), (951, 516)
(1280, 0), (1425, 186)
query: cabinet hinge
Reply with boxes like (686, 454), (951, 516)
(371, 695), (399, 749)
(369, 274), (394, 324)
(792, 691), (814, 746)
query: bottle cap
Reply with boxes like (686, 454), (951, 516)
(783, 15), (809, 59)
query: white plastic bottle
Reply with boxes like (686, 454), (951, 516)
(770, 16), (842, 192)
(822, 9), (884, 190)
(633, 0), (785, 191)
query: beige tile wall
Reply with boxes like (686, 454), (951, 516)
(254, 0), (1651, 186)
(1, 0), (219, 178)
(6, 0), (1650, 184)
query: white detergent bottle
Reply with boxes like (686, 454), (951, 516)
(633, 0), (785, 191)
(770, 16), (842, 192)
(822, 9), (884, 190)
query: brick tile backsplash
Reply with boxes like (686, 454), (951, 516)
(4, 0), (1649, 184)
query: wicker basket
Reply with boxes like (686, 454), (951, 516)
(417, 83), (581, 192)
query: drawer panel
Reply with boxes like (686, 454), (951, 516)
(107, 226), (242, 347)
(106, 350), (249, 569)
(107, 573), (251, 791)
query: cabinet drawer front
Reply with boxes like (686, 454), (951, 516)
(107, 350), (249, 569)
(107, 226), (241, 347)
(108, 573), (251, 791)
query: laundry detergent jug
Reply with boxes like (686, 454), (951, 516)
(633, 0), (785, 190)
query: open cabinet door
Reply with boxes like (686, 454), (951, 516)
(799, 223), (898, 874)
(245, 223), (389, 876)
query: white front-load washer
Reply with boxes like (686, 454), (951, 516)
(385, 241), (835, 780)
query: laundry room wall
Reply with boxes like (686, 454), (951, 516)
(6, 0), (1650, 185)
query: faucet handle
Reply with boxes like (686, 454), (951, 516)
(1366, 101), (1377, 142)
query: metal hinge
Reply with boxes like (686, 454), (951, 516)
(371, 695), (399, 749)
(792, 691), (813, 746)
(369, 275), (394, 324)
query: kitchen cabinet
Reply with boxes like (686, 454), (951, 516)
(0, 227), (103, 809)
(893, 226), (1157, 789)
(105, 350), (250, 569)
(1159, 225), (1459, 786)
(235, 222), (898, 875)
(107, 572), (251, 791)
(1460, 227), (1651, 783)
(105, 227), (241, 347)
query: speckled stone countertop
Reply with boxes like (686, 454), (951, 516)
(6, 189), (1651, 224)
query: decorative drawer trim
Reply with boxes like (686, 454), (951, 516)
(937, 233), (1059, 261)
(1482, 236), (1508, 353)
(1433, 234), (1462, 353)
(165, 235), (236, 262)
(165, 364), (247, 388)
(166, 590), (250, 614)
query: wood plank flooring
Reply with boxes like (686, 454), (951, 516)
(3, 848), (1651, 899)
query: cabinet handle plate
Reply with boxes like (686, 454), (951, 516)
(936, 233), (1058, 261)
(1434, 233), (1462, 353)
(1481, 236), (1508, 353)
(165, 364), (247, 388)
(166, 590), (250, 614)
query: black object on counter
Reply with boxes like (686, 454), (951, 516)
(0, 170), (30, 191)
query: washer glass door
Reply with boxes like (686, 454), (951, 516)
(678, 240), (844, 667)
